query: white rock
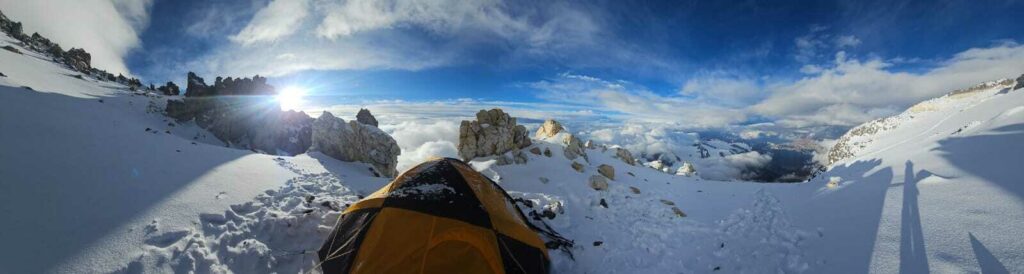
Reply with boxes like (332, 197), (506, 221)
(311, 112), (401, 177)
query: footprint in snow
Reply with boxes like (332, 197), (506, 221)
(143, 230), (189, 248)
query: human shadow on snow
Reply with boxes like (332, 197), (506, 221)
(784, 159), (892, 273)
(899, 161), (930, 274)
(933, 123), (1024, 202)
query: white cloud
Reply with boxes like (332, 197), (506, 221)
(753, 42), (1024, 127)
(680, 73), (763, 107)
(699, 151), (773, 181)
(230, 0), (310, 45)
(533, 73), (748, 127)
(379, 120), (461, 172)
(834, 35), (861, 48)
(0, 0), (152, 75)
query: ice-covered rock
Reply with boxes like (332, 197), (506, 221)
(356, 108), (379, 127)
(457, 108), (531, 160)
(311, 112), (401, 177)
(675, 162), (696, 176)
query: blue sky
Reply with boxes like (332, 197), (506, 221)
(4, 0), (1024, 129)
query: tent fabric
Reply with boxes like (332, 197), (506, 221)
(318, 158), (551, 274)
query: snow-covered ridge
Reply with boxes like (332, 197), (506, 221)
(827, 76), (1021, 166)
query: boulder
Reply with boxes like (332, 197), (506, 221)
(597, 164), (615, 180)
(629, 186), (641, 194)
(356, 108), (379, 127)
(584, 140), (595, 149)
(457, 109), (531, 160)
(562, 134), (587, 161)
(529, 147), (542, 155)
(535, 119), (564, 139)
(675, 162), (696, 176)
(588, 175), (609, 191)
(614, 147), (636, 166)
(311, 111), (401, 177)
(539, 177), (550, 184)
(571, 161), (584, 173)
(543, 148), (552, 157)
(512, 149), (528, 164)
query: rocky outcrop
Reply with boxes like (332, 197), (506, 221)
(614, 147), (636, 166)
(311, 112), (401, 177)
(598, 164), (615, 180)
(457, 109), (531, 160)
(562, 134), (587, 161)
(356, 108), (379, 127)
(535, 119), (564, 139)
(1015, 74), (1024, 90)
(158, 82), (180, 96)
(63, 48), (91, 72)
(166, 73), (312, 155)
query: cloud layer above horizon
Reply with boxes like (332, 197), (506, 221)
(3, 0), (1024, 131)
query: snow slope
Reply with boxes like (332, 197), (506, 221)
(2, 28), (1024, 273)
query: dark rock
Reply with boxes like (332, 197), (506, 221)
(1014, 74), (1024, 91)
(593, 241), (603, 246)
(63, 48), (91, 72)
(165, 72), (313, 156)
(599, 198), (608, 208)
(356, 108), (379, 127)
(2, 45), (20, 54)
(158, 81), (180, 96)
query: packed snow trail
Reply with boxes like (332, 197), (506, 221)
(122, 156), (382, 273)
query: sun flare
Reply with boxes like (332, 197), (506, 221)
(277, 86), (306, 111)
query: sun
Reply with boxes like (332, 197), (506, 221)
(277, 86), (306, 111)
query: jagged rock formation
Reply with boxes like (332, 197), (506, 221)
(1015, 74), (1024, 90)
(356, 108), (379, 127)
(63, 48), (90, 72)
(457, 109), (531, 160)
(311, 112), (401, 177)
(0, 10), (142, 89)
(158, 82), (180, 96)
(166, 72), (313, 155)
(535, 119), (564, 138)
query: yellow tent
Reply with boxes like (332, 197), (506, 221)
(318, 158), (551, 273)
